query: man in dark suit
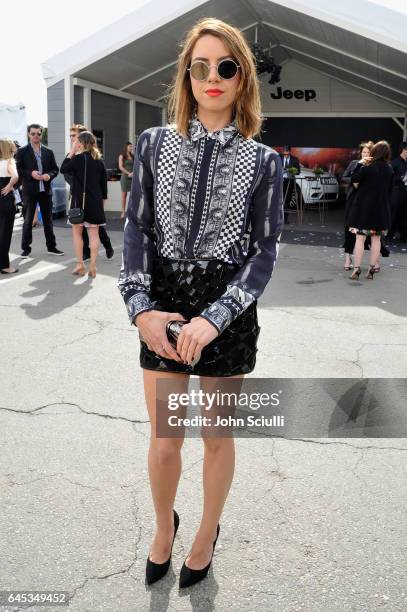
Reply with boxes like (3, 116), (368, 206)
(279, 146), (301, 224)
(16, 124), (64, 257)
(280, 145), (301, 174)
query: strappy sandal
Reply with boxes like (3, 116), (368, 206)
(349, 266), (361, 280)
(72, 263), (86, 276)
(88, 264), (97, 278)
(344, 256), (353, 271)
(365, 266), (376, 280)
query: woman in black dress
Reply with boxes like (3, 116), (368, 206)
(0, 139), (19, 274)
(342, 141), (373, 270)
(118, 18), (283, 588)
(61, 132), (107, 277)
(348, 140), (394, 280)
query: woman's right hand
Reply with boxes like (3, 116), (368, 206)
(135, 310), (187, 362)
(1, 183), (13, 196)
(69, 140), (80, 156)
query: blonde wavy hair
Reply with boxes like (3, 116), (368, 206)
(78, 131), (102, 160)
(167, 18), (262, 139)
(0, 138), (16, 160)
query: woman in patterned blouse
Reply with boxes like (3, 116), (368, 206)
(118, 18), (284, 588)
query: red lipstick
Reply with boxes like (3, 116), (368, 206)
(206, 89), (223, 97)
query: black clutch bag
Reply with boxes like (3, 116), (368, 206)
(166, 320), (185, 347)
(68, 154), (87, 224)
(138, 319), (200, 366)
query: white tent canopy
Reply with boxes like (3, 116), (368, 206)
(42, 0), (407, 115)
(0, 103), (27, 145)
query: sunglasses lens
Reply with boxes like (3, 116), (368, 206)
(190, 61), (209, 80)
(218, 60), (238, 79)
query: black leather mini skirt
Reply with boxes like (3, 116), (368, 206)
(139, 257), (260, 377)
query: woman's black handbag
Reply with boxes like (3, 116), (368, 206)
(68, 154), (87, 224)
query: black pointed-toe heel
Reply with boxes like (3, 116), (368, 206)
(179, 524), (220, 589)
(146, 509), (179, 585)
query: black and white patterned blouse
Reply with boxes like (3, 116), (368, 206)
(118, 116), (284, 335)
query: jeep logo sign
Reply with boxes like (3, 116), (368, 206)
(270, 87), (317, 102)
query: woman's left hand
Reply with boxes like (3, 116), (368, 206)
(176, 316), (219, 364)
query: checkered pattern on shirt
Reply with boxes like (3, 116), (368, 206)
(213, 138), (258, 258)
(156, 130), (182, 256)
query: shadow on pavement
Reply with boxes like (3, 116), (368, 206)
(6, 212), (407, 320)
(19, 266), (95, 320)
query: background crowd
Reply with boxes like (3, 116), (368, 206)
(342, 139), (407, 280)
(0, 126), (406, 278)
(0, 124), (136, 276)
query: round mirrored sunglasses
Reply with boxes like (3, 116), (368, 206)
(187, 59), (240, 81)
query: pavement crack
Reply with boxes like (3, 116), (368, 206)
(272, 436), (407, 452)
(347, 344), (365, 378)
(351, 447), (367, 484)
(5, 473), (62, 487)
(132, 422), (150, 440)
(64, 495), (141, 607)
(59, 476), (103, 491)
(182, 457), (203, 475)
(72, 404), (150, 425)
(270, 438), (280, 473)
(0, 402), (150, 425)
(45, 319), (110, 358)
(4, 472), (102, 492)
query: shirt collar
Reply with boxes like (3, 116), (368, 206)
(188, 114), (238, 146)
(30, 142), (42, 154)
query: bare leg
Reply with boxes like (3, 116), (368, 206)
(369, 235), (381, 267)
(72, 225), (85, 274)
(143, 369), (189, 563)
(184, 374), (244, 570)
(87, 226), (99, 276)
(353, 234), (366, 268)
(120, 192), (127, 218)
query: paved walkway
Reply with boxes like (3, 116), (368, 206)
(1, 212), (407, 611)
